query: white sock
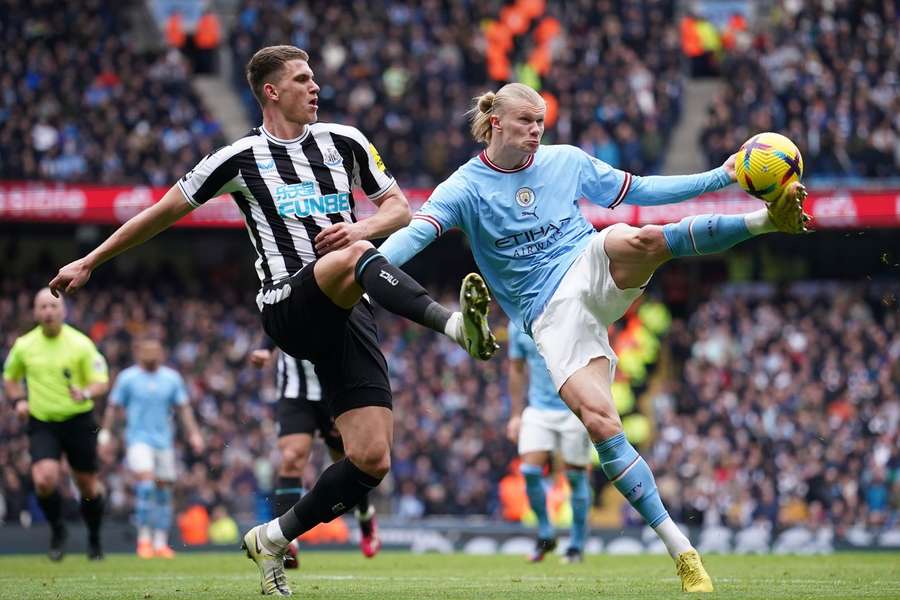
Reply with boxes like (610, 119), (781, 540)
(653, 517), (693, 558)
(152, 528), (168, 550)
(744, 208), (776, 235)
(138, 526), (152, 543)
(262, 518), (290, 552)
(444, 312), (463, 342)
(355, 505), (375, 522)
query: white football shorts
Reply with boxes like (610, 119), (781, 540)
(126, 442), (177, 482)
(518, 406), (593, 466)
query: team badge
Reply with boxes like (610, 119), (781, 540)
(515, 187), (536, 208)
(322, 145), (342, 167)
(369, 143), (387, 172)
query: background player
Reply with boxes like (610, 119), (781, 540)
(250, 339), (381, 568)
(100, 337), (204, 558)
(48, 45), (494, 595)
(506, 321), (592, 564)
(2, 288), (109, 561)
(354, 83), (810, 592)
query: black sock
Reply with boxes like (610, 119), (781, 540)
(278, 458), (381, 540)
(37, 491), (64, 533)
(274, 476), (304, 518)
(357, 493), (373, 536)
(80, 495), (104, 545)
(354, 249), (452, 334)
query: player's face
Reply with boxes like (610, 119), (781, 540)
(497, 103), (545, 154)
(136, 340), (164, 370)
(33, 289), (65, 333)
(272, 59), (320, 125)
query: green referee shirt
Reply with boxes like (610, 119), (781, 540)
(3, 324), (109, 422)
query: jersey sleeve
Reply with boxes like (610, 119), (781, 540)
(343, 127), (396, 201)
(177, 144), (243, 208)
(575, 147), (634, 209)
(507, 322), (526, 360)
(2, 339), (25, 381)
(79, 339), (109, 383)
(109, 371), (128, 406)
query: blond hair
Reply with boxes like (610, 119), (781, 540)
(246, 45), (310, 107)
(467, 83), (545, 144)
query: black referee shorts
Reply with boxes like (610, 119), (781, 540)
(28, 412), (99, 473)
(261, 263), (392, 418)
(277, 395), (344, 453)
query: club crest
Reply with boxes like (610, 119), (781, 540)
(322, 145), (342, 167)
(515, 187), (536, 208)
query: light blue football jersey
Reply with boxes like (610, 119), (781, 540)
(413, 145), (631, 331)
(110, 365), (188, 449)
(507, 321), (568, 411)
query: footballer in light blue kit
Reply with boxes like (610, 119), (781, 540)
(507, 321), (592, 564)
(100, 338), (204, 558)
(358, 83), (809, 592)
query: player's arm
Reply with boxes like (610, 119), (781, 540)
(623, 153), (736, 206)
(3, 342), (28, 419)
(49, 185), (194, 296)
(177, 404), (204, 454)
(314, 184), (411, 254)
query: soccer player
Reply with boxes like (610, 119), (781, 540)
(99, 337), (204, 558)
(49, 45), (494, 595)
(249, 338), (381, 568)
(353, 83), (810, 592)
(2, 288), (109, 561)
(506, 321), (592, 564)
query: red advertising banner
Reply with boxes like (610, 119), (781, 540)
(1, 181), (898, 229)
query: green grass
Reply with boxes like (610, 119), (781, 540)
(0, 552), (898, 599)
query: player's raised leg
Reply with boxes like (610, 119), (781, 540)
(559, 359), (712, 592)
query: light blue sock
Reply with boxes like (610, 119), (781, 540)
(520, 463), (553, 539)
(135, 480), (155, 529)
(566, 470), (590, 550)
(154, 486), (174, 533)
(595, 432), (668, 528)
(662, 213), (753, 257)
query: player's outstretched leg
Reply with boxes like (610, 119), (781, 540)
(520, 463), (556, 562)
(562, 468), (590, 564)
(353, 248), (498, 360)
(355, 494), (381, 558)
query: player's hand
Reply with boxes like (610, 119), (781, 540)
(721, 153), (737, 182)
(249, 349), (272, 368)
(49, 257), (93, 297)
(14, 399), (29, 421)
(189, 432), (205, 454)
(69, 387), (89, 403)
(506, 415), (522, 443)
(314, 222), (368, 255)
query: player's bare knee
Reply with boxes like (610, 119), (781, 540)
(580, 406), (623, 442)
(346, 442), (391, 479)
(635, 225), (670, 262)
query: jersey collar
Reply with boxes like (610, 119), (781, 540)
(479, 150), (534, 173)
(260, 124), (310, 145)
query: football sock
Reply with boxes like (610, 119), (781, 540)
(662, 213), (754, 257)
(153, 528), (169, 551)
(274, 458), (382, 545)
(274, 476), (304, 518)
(521, 463), (553, 539)
(80, 494), (104, 545)
(566, 469), (590, 551)
(354, 249), (452, 334)
(37, 490), (64, 532)
(654, 516), (693, 558)
(153, 486), (173, 547)
(135, 480), (155, 532)
(356, 496), (374, 537)
(596, 433), (667, 528)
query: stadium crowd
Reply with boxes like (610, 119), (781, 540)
(1, 263), (897, 536)
(229, 0), (684, 185)
(699, 0), (899, 179)
(0, 0), (224, 185)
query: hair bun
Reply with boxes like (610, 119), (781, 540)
(478, 92), (496, 113)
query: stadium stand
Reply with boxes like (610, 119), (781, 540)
(0, 0), (224, 185)
(698, 0), (899, 179)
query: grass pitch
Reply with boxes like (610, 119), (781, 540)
(0, 551), (897, 599)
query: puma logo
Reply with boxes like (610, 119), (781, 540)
(522, 209), (538, 220)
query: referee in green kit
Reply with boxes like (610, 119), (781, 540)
(3, 288), (110, 561)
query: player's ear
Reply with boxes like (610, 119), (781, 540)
(490, 115), (501, 130)
(264, 82), (278, 102)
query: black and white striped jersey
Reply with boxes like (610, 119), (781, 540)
(178, 123), (395, 292)
(276, 352), (322, 401)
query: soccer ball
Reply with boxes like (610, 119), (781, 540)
(734, 132), (803, 202)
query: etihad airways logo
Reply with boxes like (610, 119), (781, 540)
(494, 218), (572, 257)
